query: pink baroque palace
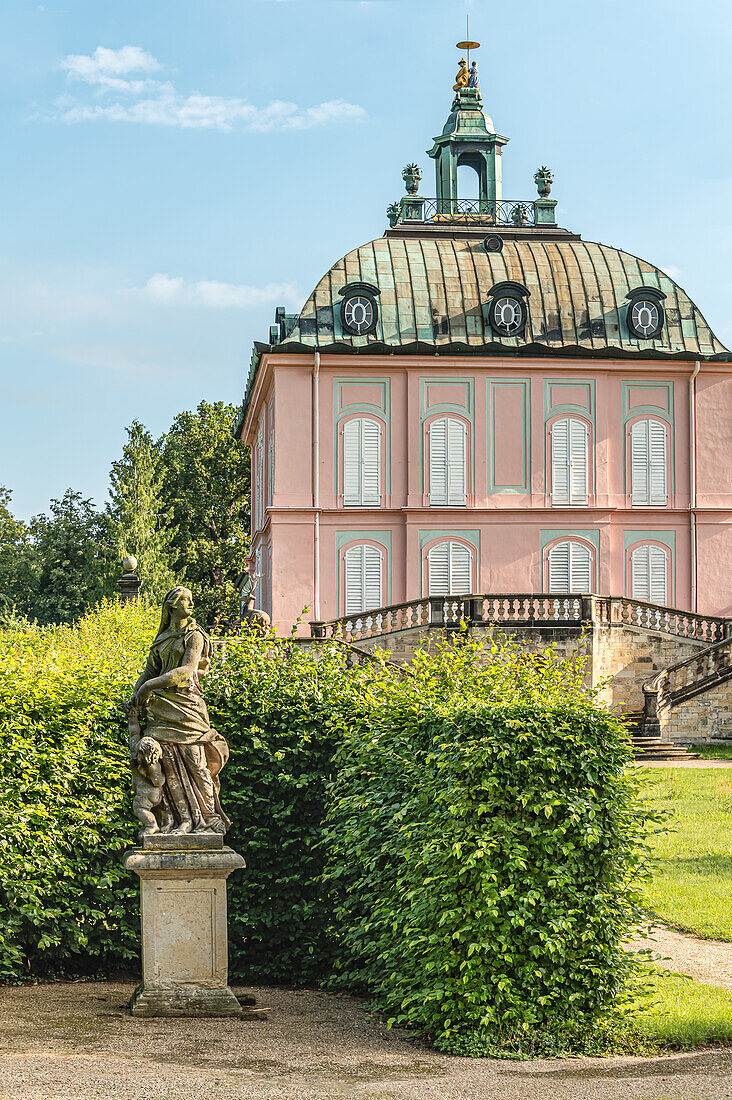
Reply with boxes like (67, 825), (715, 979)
(235, 73), (732, 638)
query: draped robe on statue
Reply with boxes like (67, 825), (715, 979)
(142, 625), (230, 832)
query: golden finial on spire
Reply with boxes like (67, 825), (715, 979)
(456, 14), (480, 93)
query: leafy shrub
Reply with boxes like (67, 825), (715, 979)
(0, 608), (654, 1058)
(0, 600), (157, 978)
(323, 636), (655, 1045)
(205, 636), (380, 984)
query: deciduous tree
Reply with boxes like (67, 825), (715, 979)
(108, 420), (176, 603)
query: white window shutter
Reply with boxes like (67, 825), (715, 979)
(430, 418), (466, 506)
(429, 419), (448, 505)
(344, 544), (382, 615)
(427, 541), (449, 594)
(552, 418), (588, 506)
(631, 420), (649, 505)
(267, 398), (275, 507)
(548, 541), (570, 591)
(632, 419), (666, 506)
(648, 420), (667, 505)
(343, 418), (381, 506)
(343, 420), (361, 506)
(428, 541), (472, 595)
(569, 541), (592, 591)
(447, 419), (467, 505)
(361, 419), (381, 506)
(548, 540), (592, 593)
(551, 419), (570, 504)
(256, 424), (264, 529)
(363, 544), (382, 608)
(569, 419), (588, 504)
(449, 542), (472, 593)
(632, 544), (668, 603)
(649, 545), (667, 603)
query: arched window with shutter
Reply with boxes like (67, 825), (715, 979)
(631, 419), (667, 506)
(343, 417), (381, 506)
(344, 544), (383, 615)
(547, 540), (593, 593)
(429, 417), (467, 506)
(551, 417), (588, 506)
(427, 540), (473, 596)
(631, 544), (668, 604)
(267, 396), (275, 508)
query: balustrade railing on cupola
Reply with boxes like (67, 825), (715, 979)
(310, 594), (732, 646)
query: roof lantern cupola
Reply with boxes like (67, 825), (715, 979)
(427, 33), (509, 214)
(388, 25), (560, 235)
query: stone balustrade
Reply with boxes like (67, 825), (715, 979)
(310, 594), (730, 646)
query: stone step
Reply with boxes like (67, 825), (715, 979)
(635, 751), (701, 761)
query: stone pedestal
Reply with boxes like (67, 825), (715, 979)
(123, 834), (245, 1017)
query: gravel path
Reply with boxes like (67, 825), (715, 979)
(0, 981), (731, 1100)
(629, 925), (732, 990)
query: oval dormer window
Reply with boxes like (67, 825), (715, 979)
(490, 295), (524, 336)
(339, 281), (380, 337)
(343, 295), (375, 335)
(628, 298), (663, 339)
(485, 280), (530, 338)
(625, 287), (665, 340)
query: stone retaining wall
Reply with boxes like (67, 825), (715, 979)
(658, 676), (732, 745)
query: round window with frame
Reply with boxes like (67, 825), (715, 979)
(489, 293), (527, 337)
(342, 293), (377, 336)
(625, 287), (665, 341)
(628, 298), (663, 339)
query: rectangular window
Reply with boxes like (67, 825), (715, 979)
(344, 544), (382, 615)
(631, 544), (668, 604)
(551, 418), (588, 506)
(267, 397), (275, 508)
(429, 418), (467, 506)
(427, 541), (472, 596)
(548, 540), (592, 592)
(631, 419), (667, 506)
(343, 418), (381, 506)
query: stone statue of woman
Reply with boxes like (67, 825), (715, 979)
(127, 586), (230, 838)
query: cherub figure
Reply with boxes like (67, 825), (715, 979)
(128, 702), (173, 837)
(453, 58), (469, 91)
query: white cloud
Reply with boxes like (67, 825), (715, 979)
(658, 263), (682, 280)
(60, 45), (161, 93)
(137, 273), (302, 308)
(56, 45), (367, 132)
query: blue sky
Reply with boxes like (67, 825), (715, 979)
(1, 0), (731, 520)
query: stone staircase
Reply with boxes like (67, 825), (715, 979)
(625, 711), (700, 761)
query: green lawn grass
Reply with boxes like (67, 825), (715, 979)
(639, 767), (732, 940)
(632, 966), (732, 1049)
(697, 745), (732, 760)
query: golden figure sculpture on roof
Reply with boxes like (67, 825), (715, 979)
(453, 58), (469, 91)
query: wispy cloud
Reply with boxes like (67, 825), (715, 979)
(54, 45), (367, 132)
(135, 273), (302, 308)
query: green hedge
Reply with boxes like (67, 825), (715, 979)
(0, 601), (157, 979)
(0, 605), (654, 1050)
(204, 637), (377, 984)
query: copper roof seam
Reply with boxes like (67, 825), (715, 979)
(538, 240), (564, 346)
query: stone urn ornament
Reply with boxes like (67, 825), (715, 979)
(534, 166), (554, 197)
(386, 201), (401, 228)
(402, 163), (422, 195)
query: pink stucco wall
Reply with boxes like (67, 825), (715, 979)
(241, 353), (732, 634)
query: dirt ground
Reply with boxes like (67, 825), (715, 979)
(0, 981), (731, 1100)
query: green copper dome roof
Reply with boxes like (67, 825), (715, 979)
(276, 234), (728, 359)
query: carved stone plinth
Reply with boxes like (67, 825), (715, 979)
(123, 836), (245, 1017)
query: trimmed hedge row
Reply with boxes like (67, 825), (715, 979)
(0, 604), (654, 1046)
